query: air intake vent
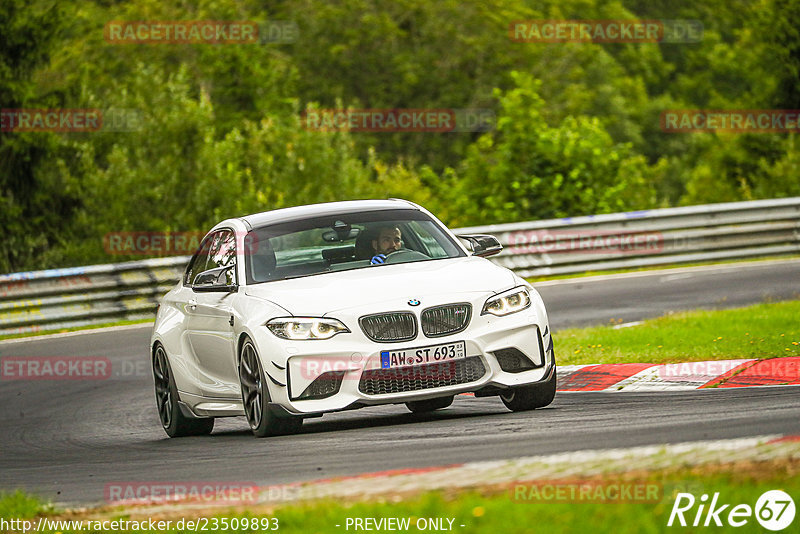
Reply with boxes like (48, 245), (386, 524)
(493, 348), (539, 373)
(292, 371), (345, 401)
(359, 356), (486, 395)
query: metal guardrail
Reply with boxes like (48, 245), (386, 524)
(1, 198), (799, 336)
(459, 197), (800, 278)
(0, 258), (188, 336)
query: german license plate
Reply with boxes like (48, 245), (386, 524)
(380, 341), (466, 369)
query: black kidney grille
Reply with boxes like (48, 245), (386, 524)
(358, 356), (486, 395)
(359, 312), (417, 342)
(421, 303), (471, 337)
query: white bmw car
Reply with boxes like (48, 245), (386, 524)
(150, 199), (556, 437)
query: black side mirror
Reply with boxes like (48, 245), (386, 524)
(192, 265), (237, 292)
(457, 234), (503, 258)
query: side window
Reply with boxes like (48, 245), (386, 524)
(208, 230), (237, 286)
(184, 233), (216, 285)
(183, 230), (237, 286)
(206, 231), (236, 271)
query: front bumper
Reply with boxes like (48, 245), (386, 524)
(253, 307), (554, 416)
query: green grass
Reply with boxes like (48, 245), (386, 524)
(0, 491), (51, 519)
(556, 300), (800, 366)
(2, 467), (797, 533)
(269, 472), (800, 534)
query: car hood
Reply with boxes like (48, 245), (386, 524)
(243, 256), (516, 316)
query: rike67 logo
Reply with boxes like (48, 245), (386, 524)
(668, 490), (795, 531)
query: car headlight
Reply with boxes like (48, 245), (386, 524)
(481, 287), (531, 316)
(266, 317), (350, 340)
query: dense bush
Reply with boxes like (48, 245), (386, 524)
(2, 0), (798, 272)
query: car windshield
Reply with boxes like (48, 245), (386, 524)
(244, 209), (465, 284)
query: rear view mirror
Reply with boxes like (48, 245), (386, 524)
(323, 221), (361, 242)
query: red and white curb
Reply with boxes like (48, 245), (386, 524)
(250, 435), (800, 505)
(557, 357), (800, 391)
(121, 434), (800, 513)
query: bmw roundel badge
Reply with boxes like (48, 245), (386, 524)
(408, 299), (420, 306)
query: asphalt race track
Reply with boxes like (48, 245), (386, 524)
(1, 259), (799, 505)
(535, 258), (800, 329)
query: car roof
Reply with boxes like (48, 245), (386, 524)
(237, 199), (419, 229)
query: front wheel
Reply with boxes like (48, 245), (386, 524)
(152, 345), (214, 437)
(239, 339), (303, 438)
(500, 359), (557, 412)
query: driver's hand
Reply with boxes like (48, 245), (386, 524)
(370, 254), (387, 264)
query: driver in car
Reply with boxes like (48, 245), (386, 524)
(370, 226), (402, 264)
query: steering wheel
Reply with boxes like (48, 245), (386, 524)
(384, 249), (429, 264)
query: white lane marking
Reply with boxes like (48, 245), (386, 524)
(612, 321), (643, 329)
(0, 322), (154, 345)
(660, 273), (693, 282)
(531, 257), (800, 287)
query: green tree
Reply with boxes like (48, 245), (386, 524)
(440, 72), (659, 226)
(0, 0), (73, 272)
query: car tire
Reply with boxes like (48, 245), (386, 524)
(405, 395), (454, 413)
(239, 338), (303, 438)
(152, 344), (215, 437)
(499, 356), (557, 412)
